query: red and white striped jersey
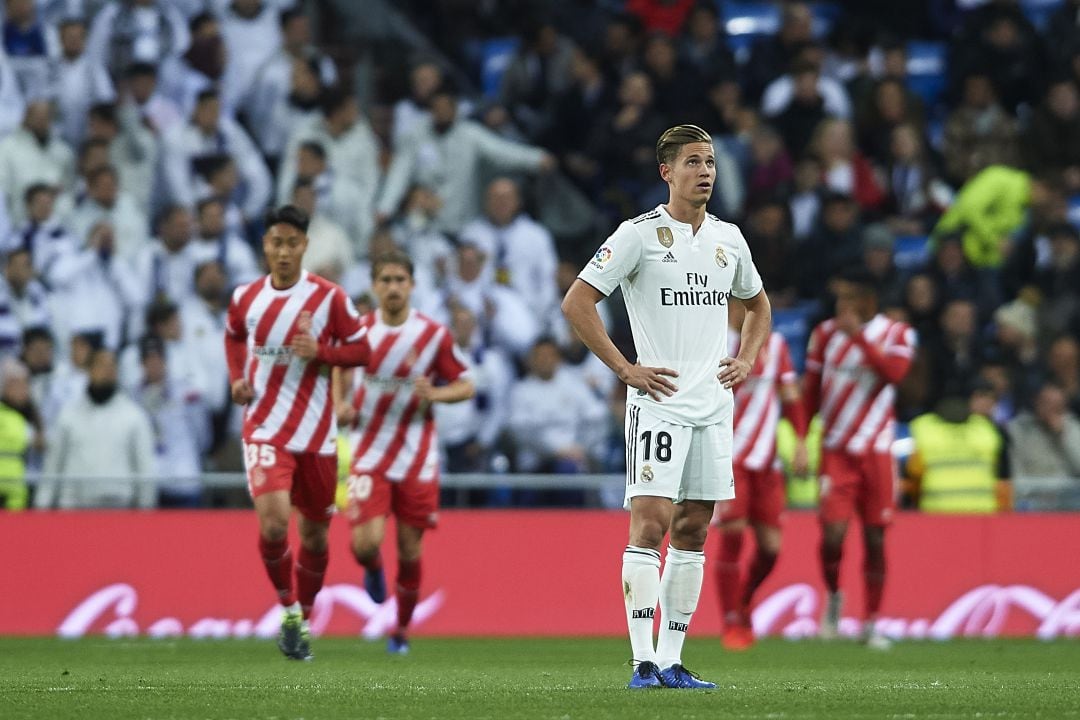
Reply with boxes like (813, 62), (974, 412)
(806, 314), (916, 455)
(226, 271), (367, 455)
(350, 309), (469, 482)
(730, 331), (797, 471)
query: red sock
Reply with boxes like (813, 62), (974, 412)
(864, 546), (886, 618)
(295, 547), (329, 620)
(716, 530), (744, 625)
(820, 541), (842, 594)
(354, 549), (383, 573)
(396, 558), (421, 631)
(741, 549), (778, 610)
(259, 536), (296, 606)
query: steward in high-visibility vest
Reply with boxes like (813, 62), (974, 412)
(0, 401), (29, 510)
(907, 397), (1009, 513)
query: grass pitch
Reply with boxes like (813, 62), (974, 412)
(2, 636), (1078, 719)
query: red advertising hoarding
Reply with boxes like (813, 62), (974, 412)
(3, 510), (1078, 639)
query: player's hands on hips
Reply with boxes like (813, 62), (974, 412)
(717, 357), (752, 389)
(231, 378), (254, 405)
(618, 362), (678, 401)
(291, 311), (318, 360)
(836, 309), (863, 337)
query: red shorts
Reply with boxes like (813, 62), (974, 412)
(818, 450), (896, 527)
(717, 464), (786, 527)
(244, 442), (337, 523)
(343, 470), (439, 530)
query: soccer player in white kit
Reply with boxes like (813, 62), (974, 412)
(562, 125), (772, 689)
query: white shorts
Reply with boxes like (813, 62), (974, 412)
(623, 403), (734, 508)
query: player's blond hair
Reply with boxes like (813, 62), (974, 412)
(656, 124), (713, 166)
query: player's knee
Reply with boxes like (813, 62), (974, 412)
(629, 519), (666, 549)
(670, 522), (708, 552)
(259, 518), (289, 543)
(863, 527), (885, 554)
(351, 538), (379, 563)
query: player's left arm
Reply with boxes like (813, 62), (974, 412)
(415, 329), (476, 404)
(777, 339), (809, 475)
(719, 290), (772, 388)
(719, 231), (771, 388)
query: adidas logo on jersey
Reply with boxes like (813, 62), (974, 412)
(662, 251), (677, 263)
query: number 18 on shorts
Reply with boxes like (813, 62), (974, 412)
(624, 404), (735, 508)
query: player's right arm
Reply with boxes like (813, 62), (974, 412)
(562, 223), (678, 402)
(224, 287), (253, 405)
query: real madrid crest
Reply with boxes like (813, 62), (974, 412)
(715, 246), (728, 268)
(641, 464), (654, 483)
(656, 227), (674, 248)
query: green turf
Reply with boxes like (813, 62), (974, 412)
(2, 636), (1078, 719)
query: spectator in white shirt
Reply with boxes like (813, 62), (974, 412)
(52, 18), (115, 148)
(0, 40), (25, 135)
(294, 139), (370, 254)
(435, 304), (513, 473)
(0, 99), (76, 226)
(762, 46), (852, 120)
(276, 86), (379, 230)
(119, 297), (204, 393)
(459, 177), (559, 329)
(130, 204), (198, 310)
(2, 0), (57, 95)
(291, 177), (351, 283)
(65, 164), (148, 261)
(87, 0), (190, 79)
(439, 239), (540, 358)
(86, 101), (158, 216)
(130, 333), (209, 506)
(162, 88), (270, 223)
(47, 220), (142, 350)
(3, 183), (71, 277)
(248, 6), (335, 139)
(192, 154), (246, 239)
(179, 259), (230, 443)
(158, 11), (236, 119)
(191, 196), (259, 287)
(508, 336), (607, 473)
(216, 0), (281, 115)
(20, 326), (68, 429)
(392, 59), (454, 149)
(255, 56), (323, 165)
(37, 347), (156, 509)
(377, 85), (555, 234)
(0, 248), (49, 338)
(125, 60), (183, 137)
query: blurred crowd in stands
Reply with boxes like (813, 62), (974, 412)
(0, 0), (1078, 510)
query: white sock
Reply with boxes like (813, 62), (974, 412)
(622, 546), (661, 664)
(656, 546), (705, 669)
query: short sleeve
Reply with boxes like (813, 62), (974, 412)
(731, 229), (764, 300)
(331, 288), (367, 343)
(886, 323), (917, 358)
(225, 286), (247, 339)
(576, 222), (643, 296)
(432, 329), (470, 383)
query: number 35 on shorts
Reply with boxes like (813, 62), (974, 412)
(244, 443), (277, 469)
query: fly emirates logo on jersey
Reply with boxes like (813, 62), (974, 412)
(660, 272), (732, 307)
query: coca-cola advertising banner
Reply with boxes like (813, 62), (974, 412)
(4, 511), (1079, 639)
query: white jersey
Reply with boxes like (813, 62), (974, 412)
(578, 205), (763, 426)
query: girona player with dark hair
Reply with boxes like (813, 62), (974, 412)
(225, 204), (371, 661)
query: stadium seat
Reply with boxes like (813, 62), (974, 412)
(893, 235), (931, 271)
(772, 303), (818, 372)
(906, 40), (947, 110)
(478, 37), (520, 99)
(1020, 0), (1064, 31)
